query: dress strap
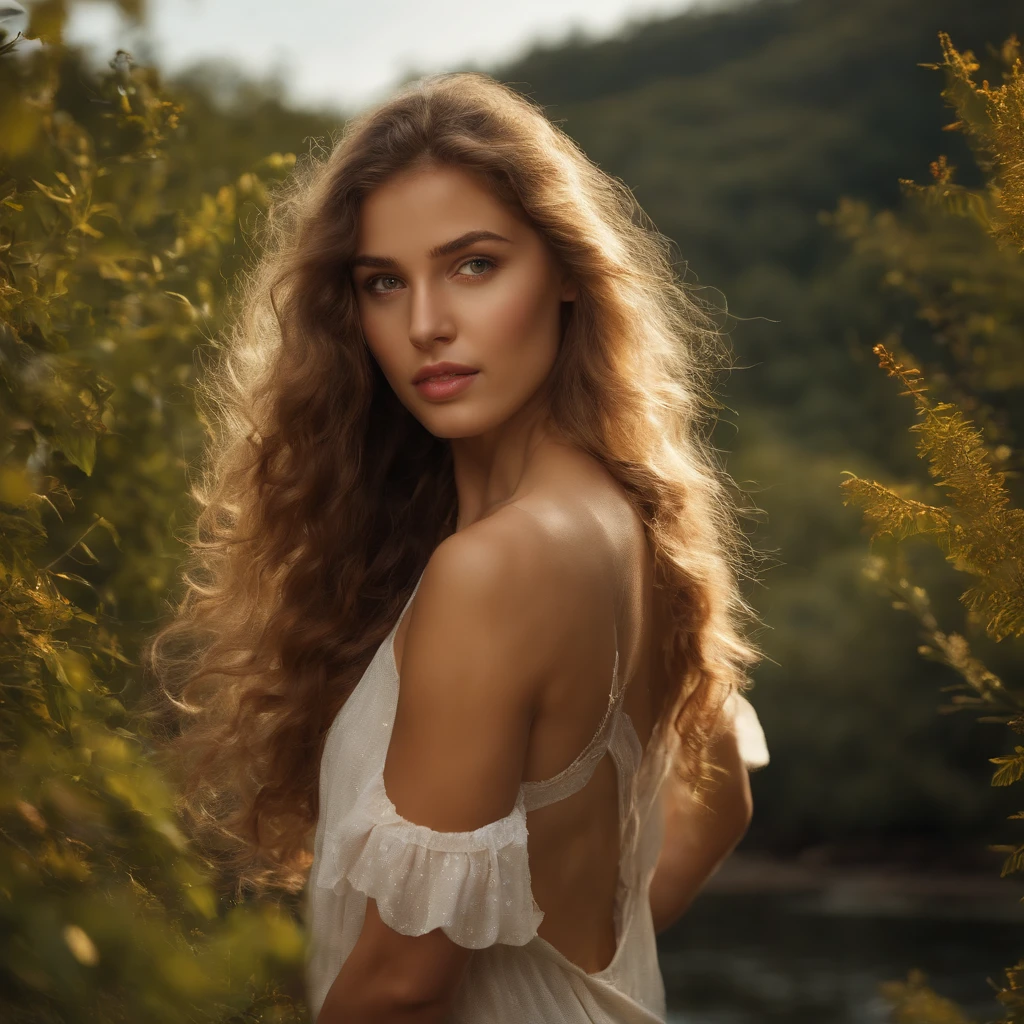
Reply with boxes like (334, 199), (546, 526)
(390, 566), (427, 642)
(521, 594), (626, 813)
(394, 563), (632, 814)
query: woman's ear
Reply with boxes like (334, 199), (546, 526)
(560, 277), (578, 303)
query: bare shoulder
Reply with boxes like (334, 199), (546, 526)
(414, 506), (572, 677)
(424, 461), (635, 648)
(424, 507), (559, 597)
(383, 512), (567, 831)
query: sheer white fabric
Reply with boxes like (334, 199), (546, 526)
(725, 687), (770, 770)
(303, 569), (769, 1022)
(317, 769), (544, 948)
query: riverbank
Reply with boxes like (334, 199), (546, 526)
(705, 850), (1024, 922)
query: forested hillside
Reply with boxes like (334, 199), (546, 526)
(471, 0), (1023, 855)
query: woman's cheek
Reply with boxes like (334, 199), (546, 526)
(468, 274), (556, 361)
(359, 307), (399, 372)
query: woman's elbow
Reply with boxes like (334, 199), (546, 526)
(737, 768), (754, 833)
(318, 981), (450, 1024)
(722, 765), (753, 850)
(698, 764), (753, 864)
(710, 721), (755, 845)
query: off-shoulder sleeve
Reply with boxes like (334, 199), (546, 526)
(728, 691), (770, 770)
(315, 771), (544, 948)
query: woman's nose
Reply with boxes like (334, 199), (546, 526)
(407, 280), (456, 348)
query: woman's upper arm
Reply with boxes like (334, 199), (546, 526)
(649, 696), (761, 933)
(338, 528), (553, 1008)
(383, 530), (550, 830)
(657, 719), (751, 852)
(658, 690), (767, 839)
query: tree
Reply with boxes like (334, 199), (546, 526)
(0, 3), (312, 1019)
(835, 32), (1024, 1023)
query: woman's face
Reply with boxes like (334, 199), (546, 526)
(351, 162), (577, 438)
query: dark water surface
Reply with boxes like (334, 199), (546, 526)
(659, 887), (1019, 1024)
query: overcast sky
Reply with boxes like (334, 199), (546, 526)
(48, 0), (703, 113)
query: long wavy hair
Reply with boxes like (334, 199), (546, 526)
(146, 70), (766, 896)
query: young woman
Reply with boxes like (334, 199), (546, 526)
(149, 72), (769, 1023)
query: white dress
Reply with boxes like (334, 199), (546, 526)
(304, 567), (769, 1022)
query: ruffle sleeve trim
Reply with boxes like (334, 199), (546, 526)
(315, 771), (545, 948)
(729, 691), (770, 770)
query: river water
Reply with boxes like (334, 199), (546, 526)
(659, 880), (1020, 1023)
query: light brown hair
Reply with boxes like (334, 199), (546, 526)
(146, 71), (766, 895)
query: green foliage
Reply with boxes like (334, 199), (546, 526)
(914, 33), (1024, 253)
(823, 189), (1024, 463)
(881, 968), (976, 1024)
(832, 31), (1024, 1024)
(841, 344), (1024, 643)
(0, 6), (310, 1021)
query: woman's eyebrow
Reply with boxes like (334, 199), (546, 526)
(351, 229), (513, 270)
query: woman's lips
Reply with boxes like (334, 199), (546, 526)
(413, 371), (479, 400)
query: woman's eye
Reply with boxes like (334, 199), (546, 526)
(457, 257), (495, 277)
(364, 258), (494, 296)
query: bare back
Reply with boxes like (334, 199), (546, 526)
(393, 444), (664, 976)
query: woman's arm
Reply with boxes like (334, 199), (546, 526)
(317, 897), (470, 1023)
(648, 710), (753, 935)
(316, 529), (549, 1022)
